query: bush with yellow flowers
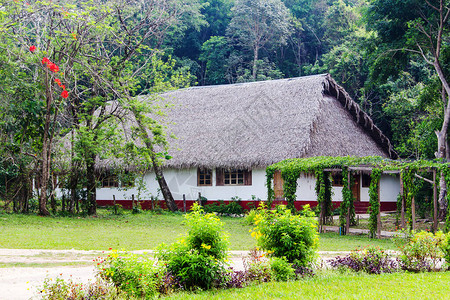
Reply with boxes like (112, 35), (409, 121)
(250, 204), (318, 267)
(156, 203), (229, 290)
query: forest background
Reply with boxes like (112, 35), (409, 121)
(0, 0), (449, 217)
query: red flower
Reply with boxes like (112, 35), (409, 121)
(60, 85), (65, 90)
(61, 90), (69, 99)
(54, 78), (62, 86)
(42, 57), (50, 65)
(47, 62), (59, 73)
(29, 45), (36, 53)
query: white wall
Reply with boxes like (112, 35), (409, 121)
(96, 168), (268, 201)
(96, 169), (400, 203)
(294, 173), (399, 203)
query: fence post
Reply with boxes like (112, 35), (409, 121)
(183, 194), (186, 212)
(113, 195), (117, 214)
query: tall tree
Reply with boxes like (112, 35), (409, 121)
(0, 0), (199, 214)
(227, 0), (292, 80)
(367, 0), (450, 217)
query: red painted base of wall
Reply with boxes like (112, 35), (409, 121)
(97, 199), (397, 213)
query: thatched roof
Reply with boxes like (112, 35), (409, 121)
(158, 74), (396, 169)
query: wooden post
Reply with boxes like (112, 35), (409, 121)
(132, 194), (135, 210)
(412, 196), (416, 230)
(151, 195), (155, 210)
(183, 194), (186, 212)
(345, 171), (351, 235)
(198, 192), (202, 206)
(113, 195), (117, 215)
(377, 178), (381, 239)
(400, 173), (405, 229)
(433, 170), (438, 232)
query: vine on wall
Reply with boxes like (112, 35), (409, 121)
(339, 167), (355, 233)
(266, 156), (450, 237)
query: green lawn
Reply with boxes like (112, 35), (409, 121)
(0, 210), (394, 251)
(164, 272), (450, 300)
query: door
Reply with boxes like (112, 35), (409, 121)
(351, 174), (360, 201)
(274, 171), (284, 200)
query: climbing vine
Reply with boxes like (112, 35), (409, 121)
(281, 168), (301, 211)
(266, 156), (450, 238)
(339, 167), (355, 233)
(315, 170), (333, 226)
(368, 169), (381, 238)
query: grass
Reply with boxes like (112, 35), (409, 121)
(0, 210), (394, 251)
(163, 271), (450, 300)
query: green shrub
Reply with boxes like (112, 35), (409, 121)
(157, 241), (225, 290)
(97, 250), (160, 298)
(250, 205), (318, 266)
(393, 230), (445, 272)
(203, 200), (243, 216)
(157, 203), (229, 290)
(245, 209), (259, 225)
(440, 232), (450, 268)
(270, 257), (296, 281)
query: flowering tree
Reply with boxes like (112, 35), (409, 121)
(0, 0), (200, 214)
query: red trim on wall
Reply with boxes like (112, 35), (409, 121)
(96, 199), (398, 213)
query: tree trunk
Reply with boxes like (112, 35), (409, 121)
(134, 116), (178, 212)
(433, 60), (450, 219)
(86, 154), (97, 215)
(38, 73), (54, 216)
(69, 171), (78, 214)
(252, 45), (259, 80)
(153, 163), (178, 211)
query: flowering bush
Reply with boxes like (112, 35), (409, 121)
(156, 203), (229, 290)
(96, 250), (161, 298)
(393, 230), (445, 272)
(329, 246), (398, 274)
(250, 204), (318, 266)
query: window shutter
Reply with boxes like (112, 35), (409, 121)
(244, 170), (252, 186)
(216, 168), (224, 186)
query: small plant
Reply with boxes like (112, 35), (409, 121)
(393, 230), (445, 272)
(270, 257), (296, 281)
(97, 250), (161, 298)
(242, 248), (272, 283)
(38, 277), (122, 299)
(329, 246), (398, 274)
(250, 204), (318, 266)
(132, 201), (142, 214)
(156, 203), (229, 290)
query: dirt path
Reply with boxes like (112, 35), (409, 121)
(0, 249), (347, 300)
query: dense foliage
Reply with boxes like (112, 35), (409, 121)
(156, 203), (229, 290)
(250, 204), (319, 266)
